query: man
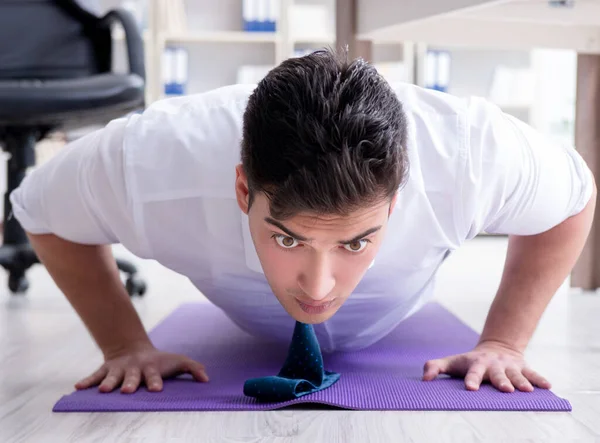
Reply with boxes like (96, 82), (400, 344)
(10, 50), (596, 396)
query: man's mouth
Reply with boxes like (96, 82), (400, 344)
(295, 299), (334, 314)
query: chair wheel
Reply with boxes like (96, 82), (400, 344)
(9, 275), (29, 294)
(125, 276), (146, 297)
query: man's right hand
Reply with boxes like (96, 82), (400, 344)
(75, 343), (210, 393)
(25, 234), (209, 395)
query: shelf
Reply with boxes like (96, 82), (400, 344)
(292, 35), (335, 45)
(160, 31), (280, 44)
(356, 0), (600, 53)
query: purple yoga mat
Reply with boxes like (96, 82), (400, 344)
(53, 302), (571, 412)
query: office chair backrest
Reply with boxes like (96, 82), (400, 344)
(0, 0), (111, 80)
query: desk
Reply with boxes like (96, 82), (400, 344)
(357, 0), (600, 53)
(335, 0), (600, 289)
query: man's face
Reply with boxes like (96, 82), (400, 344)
(235, 165), (395, 324)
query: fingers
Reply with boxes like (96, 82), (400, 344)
(422, 359), (448, 381)
(178, 358), (210, 383)
(141, 357), (209, 393)
(160, 355), (210, 383)
(143, 366), (164, 392)
(79, 354), (210, 395)
(464, 362), (487, 391)
(98, 367), (125, 393)
(467, 365), (546, 393)
(121, 367), (142, 394)
(426, 348), (551, 394)
(488, 365), (514, 393)
(75, 366), (108, 390)
(522, 367), (552, 389)
(506, 367), (533, 392)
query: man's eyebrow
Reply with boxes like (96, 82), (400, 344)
(338, 226), (382, 244)
(264, 217), (309, 241)
(264, 217), (382, 244)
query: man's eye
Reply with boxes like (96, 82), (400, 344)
(274, 235), (299, 249)
(343, 239), (369, 253)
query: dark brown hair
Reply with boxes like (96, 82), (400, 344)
(241, 48), (409, 220)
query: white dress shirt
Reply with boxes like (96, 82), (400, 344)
(10, 83), (594, 352)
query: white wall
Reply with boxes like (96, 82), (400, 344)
(429, 46), (532, 123)
(529, 49), (577, 143)
(183, 43), (275, 94)
(435, 48), (530, 97)
(426, 46), (577, 141)
(372, 44), (405, 63)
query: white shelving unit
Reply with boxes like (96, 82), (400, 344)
(105, 0), (422, 105)
(107, 0), (342, 104)
(160, 31), (280, 43)
(293, 36), (335, 45)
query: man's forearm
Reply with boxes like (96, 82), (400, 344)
(479, 183), (597, 353)
(28, 233), (152, 358)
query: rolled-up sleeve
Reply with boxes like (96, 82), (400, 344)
(9, 115), (150, 257)
(459, 98), (595, 239)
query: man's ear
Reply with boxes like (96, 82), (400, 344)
(235, 164), (251, 214)
(388, 192), (398, 217)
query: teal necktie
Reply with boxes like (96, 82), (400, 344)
(244, 321), (340, 402)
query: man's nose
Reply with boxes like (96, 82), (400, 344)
(298, 255), (335, 301)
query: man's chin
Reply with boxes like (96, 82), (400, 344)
(294, 314), (327, 324)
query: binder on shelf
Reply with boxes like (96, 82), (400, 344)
(437, 51), (451, 93)
(163, 46), (188, 96)
(266, 0), (278, 32)
(425, 51), (437, 91)
(425, 50), (451, 93)
(243, 0), (277, 32)
(243, 0), (256, 31)
(257, 0), (268, 31)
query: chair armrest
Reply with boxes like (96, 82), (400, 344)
(99, 8), (145, 80)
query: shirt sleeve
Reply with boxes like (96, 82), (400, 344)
(459, 98), (595, 239)
(9, 115), (150, 257)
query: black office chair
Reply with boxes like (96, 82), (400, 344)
(0, 0), (147, 296)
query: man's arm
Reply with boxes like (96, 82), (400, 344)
(27, 233), (152, 359)
(10, 120), (153, 357)
(424, 187), (596, 391)
(11, 118), (209, 392)
(423, 99), (596, 392)
(27, 233), (209, 394)
(479, 179), (596, 354)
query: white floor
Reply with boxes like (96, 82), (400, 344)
(1, 236), (600, 443)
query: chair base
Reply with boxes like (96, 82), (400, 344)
(0, 127), (146, 297)
(0, 243), (146, 297)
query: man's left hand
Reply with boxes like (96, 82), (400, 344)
(421, 340), (552, 392)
